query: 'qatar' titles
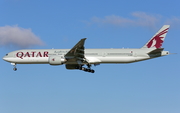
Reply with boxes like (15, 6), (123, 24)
(16, 51), (49, 59)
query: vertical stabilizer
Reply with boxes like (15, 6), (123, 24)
(142, 25), (170, 48)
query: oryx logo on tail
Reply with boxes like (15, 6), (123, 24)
(142, 25), (170, 48)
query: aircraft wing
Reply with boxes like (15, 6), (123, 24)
(65, 38), (86, 63)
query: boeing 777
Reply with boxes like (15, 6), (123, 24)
(3, 25), (170, 73)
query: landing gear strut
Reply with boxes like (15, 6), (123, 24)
(11, 63), (17, 71)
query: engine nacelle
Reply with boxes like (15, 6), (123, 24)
(48, 56), (65, 65)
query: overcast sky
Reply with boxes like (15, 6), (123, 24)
(0, 0), (180, 113)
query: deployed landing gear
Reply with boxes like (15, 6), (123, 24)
(78, 64), (95, 73)
(82, 67), (95, 73)
(13, 67), (17, 71)
(11, 63), (17, 71)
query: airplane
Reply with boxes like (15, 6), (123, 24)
(3, 25), (170, 73)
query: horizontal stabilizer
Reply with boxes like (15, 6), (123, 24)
(148, 48), (164, 54)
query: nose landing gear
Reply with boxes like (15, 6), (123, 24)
(11, 63), (17, 71)
(13, 67), (17, 71)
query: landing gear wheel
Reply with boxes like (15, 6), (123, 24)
(91, 70), (95, 73)
(82, 67), (86, 71)
(13, 67), (17, 71)
(87, 69), (91, 72)
(78, 64), (95, 73)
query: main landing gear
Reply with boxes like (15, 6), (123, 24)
(11, 63), (17, 71)
(77, 64), (95, 73)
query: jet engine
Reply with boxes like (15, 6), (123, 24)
(48, 56), (66, 65)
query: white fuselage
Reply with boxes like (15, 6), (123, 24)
(2, 25), (171, 73)
(3, 48), (169, 65)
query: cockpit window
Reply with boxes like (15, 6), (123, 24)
(6, 54), (8, 56)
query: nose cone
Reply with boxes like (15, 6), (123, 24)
(3, 56), (9, 62)
(3, 56), (7, 61)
